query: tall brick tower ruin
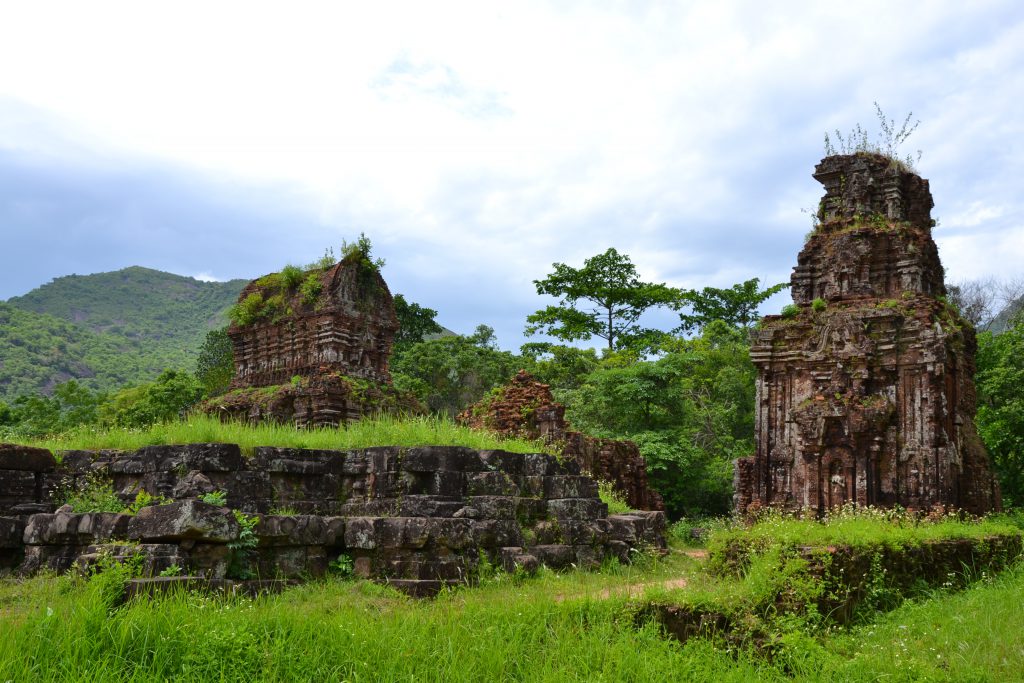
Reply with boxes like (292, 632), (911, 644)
(734, 153), (1001, 516)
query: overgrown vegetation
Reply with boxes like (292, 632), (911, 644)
(21, 413), (551, 455)
(0, 510), (1020, 681)
(823, 102), (922, 171)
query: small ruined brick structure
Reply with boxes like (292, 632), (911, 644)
(230, 258), (397, 387)
(734, 154), (1001, 516)
(210, 256), (417, 426)
(458, 371), (665, 512)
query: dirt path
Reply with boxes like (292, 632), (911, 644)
(553, 548), (707, 602)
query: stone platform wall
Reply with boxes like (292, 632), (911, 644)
(0, 443), (665, 596)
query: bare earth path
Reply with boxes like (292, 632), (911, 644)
(554, 549), (707, 602)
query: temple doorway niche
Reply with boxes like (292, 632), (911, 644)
(821, 418), (853, 511)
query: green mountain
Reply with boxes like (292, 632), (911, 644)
(1, 267), (246, 402)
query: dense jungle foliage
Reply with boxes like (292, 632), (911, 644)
(0, 267), (245, 401)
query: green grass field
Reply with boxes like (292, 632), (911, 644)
(2, 519), (1022, 681)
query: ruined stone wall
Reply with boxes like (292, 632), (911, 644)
(458, 371), (665, 512)
(735, 154), (1000, 516)
(1, 442), (665, 596)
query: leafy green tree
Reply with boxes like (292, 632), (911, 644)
(525, 248), (681, 351)
(0, 380), (105, 437)
(976, 314), (1024, 507)
(100, 370), (204, 428)
(561, 321), (755, 518)
(393, 294), (443, 348)
(195, 328), (235, 396)
(675, 278), (788, 334)
(391, 330), (523, 416)
(520, 343), (601, 392)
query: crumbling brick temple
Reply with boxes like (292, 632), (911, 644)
(206, 254), (419, 426)
(734, 153), (1001, 516)
(458, 371), (664, 512)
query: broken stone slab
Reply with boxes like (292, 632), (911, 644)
(547, 498), (608, 522)
(128, 501), (240, 543)
(76, 543), (188, 577)
(544, 476), (599, 500)
(466, 496), (519, 520)
(467, 471), (521, 496)
(0, 470), (43, 512)
(106, 444), (246, 476)
(0, 443), (56, 471)
(531, 544), (576, 570)
(607, 511), (668, 548)
(23, 512), (131, 545)
(498, 547), (539, 574)
(0, 516), (25, 549)
(471, 519), (524, 548)
(402, 446), (486, 473)
(251, 447), (350, 475)
(20, 544), (92, 574)
(253, 545), (329, 579)
(256, 515), (345, 547)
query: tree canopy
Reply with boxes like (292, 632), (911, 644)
(525, 248), (681, 351)
(675, 278), (788, 334)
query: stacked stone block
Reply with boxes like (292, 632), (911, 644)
(0, 442), (666, 596)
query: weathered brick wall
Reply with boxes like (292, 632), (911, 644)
(458, 371), (664, 511)
(736, 154), (1001, 516)
(205, 257), (421, 427)
(1, 442), (666, 596)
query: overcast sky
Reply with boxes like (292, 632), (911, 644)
(1, 1), (1022, 350)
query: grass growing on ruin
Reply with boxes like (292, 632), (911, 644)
(22, 413), (552, 455)
(708, 505), (1023, 552)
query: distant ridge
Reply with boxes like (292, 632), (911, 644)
(0, 267), (246, 401)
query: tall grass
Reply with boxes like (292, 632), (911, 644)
(20, 414), (551, 455)
(2, 552), (1023, 682)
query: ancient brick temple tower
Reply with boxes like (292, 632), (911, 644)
(734, 154), (1001, 516)
(208, 254), (419, 426)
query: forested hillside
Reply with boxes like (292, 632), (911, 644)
(0, 268), (245, 401)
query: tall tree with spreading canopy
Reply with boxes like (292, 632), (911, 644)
(675, 278), (788, 334)
(525, 248), (681, 352)
(393, 294), (443, 348)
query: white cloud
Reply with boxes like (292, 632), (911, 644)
(1, 0), (1023, 344)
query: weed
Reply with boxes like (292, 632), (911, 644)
(824, 102), (922, 172)
(227, 510), (259, 579)
(126, 489), (170, 514)
(811, 298), (827, 312)
(598, 480), (632, 514)
(781, 304), (800, 319)
(329, 553), (354, 578)
(200, 490), (228, 507)
(57, 471), (123, 513)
